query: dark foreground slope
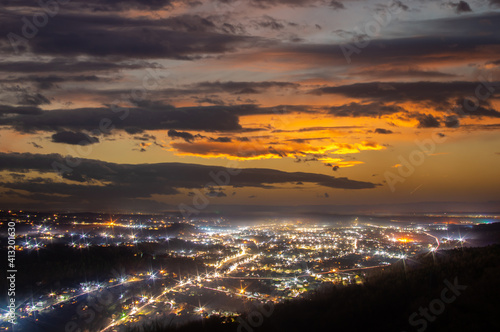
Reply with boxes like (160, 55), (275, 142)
(134, 245), (500, 332)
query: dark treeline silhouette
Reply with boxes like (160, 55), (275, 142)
(127, 245), (500, 332)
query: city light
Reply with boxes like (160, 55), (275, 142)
(2, 210), (496, 331)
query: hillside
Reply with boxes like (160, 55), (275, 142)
(131, 245), (500, 332)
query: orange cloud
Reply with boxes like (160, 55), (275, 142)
(317, 157), (364, 168)
(170, 141), (281, 160)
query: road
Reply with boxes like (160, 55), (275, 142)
(100, 252), (257, 331)
(423, 232), (441, 250)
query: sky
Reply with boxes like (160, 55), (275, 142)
(0, 0), (499, 214)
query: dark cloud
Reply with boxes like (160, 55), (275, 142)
(133, 134), (156, 141)
(0, 102), (321, 134)
(220, 22), (246, 35)
(193, 96), (226, 106)
(168, 129), (195, 142)
(0, 59), (160, 73)
(374, 128), (393, 134)
(0, 105), (42, 116)
(0, 152), (378, 210)
(28, 75), (102, 90)
(209, 137), (232, 143)
(1, 12), (264, 59)
(10, 173), (25, 180)
(444, 115), (460, 128)
(278, 13), (500, 66)
(0, 74), (103, 88)
(62, 172), (88, 183)
(124, 127), (145, 135)
(246, 0), (321, 8)
(206, 188), (227, 197)
(417, 114), (441, 128)
(191, 81), (299, 95)
(85, 0), (176, 11)
(312, 81), (497, 104)
(253, 15), (285, 30)
(450, 1), (472, 14)
(453, 99), (500, 118)
(390, 0), (409, 12)
(328, 102), (406, 117)
(353, 67), (457, 79)
(287, 138), (327, 143)
(295, 156), (319, 162)
(0, 105), (242, 133)
(268, 147), (287, 158)
(273, 126), (362, 134)
(51, 131), (100, 145)
(0, 152), (377, 190)
(486, 59), (500, 66)
(329, 1), (345, 10)
(84, 83), (298, 106)
(18, 93), (50, 106)
(462, 123), (500, 131)
(212, 0), (326, 9)
(30, 142), (43, 149)
(313, 82), (500, 115)
(1, 0), (177, 12)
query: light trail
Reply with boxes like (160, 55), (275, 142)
(0, 278), (143, 325)
(100, 253), (259, 332)
(424, 232), (440, 250)
(40, 278), (142, 312)
(216, 264), (387, 280)
(99, 250), (387, 330)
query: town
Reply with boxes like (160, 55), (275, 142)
(2, 210), (493, 332)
